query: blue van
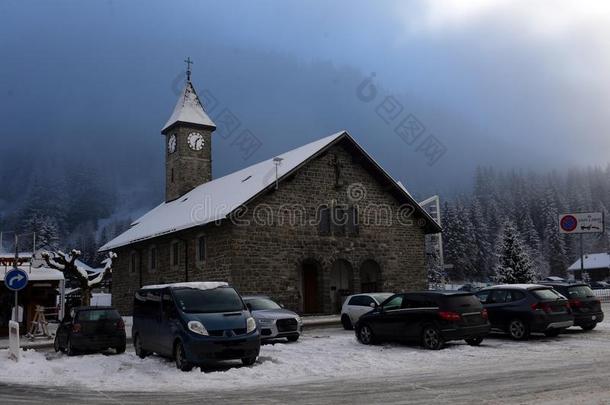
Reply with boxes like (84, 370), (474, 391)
(132, 282), (260, 371)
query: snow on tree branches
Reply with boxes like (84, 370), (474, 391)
(494, 220), (538, 284)
(41, 249), (116, 306)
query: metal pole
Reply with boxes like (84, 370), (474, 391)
(13, 234), (18, 322)
(14, 291), (18, 323)
(31, 232), (36, 270)
(580, 234), (585, 280)
(14, 234), (18, 265)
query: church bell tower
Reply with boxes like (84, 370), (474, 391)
(161, 58), (216, 202)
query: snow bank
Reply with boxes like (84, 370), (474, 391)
(2, 320), (610, 392)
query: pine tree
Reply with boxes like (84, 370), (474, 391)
(542, 203), (569, 277)
(426, 248), (446, 289)
(470, 198), (493, 280)
(494, 220), (538, 284)
(22, 213), (60, 250)
(442, 200), (478, 281)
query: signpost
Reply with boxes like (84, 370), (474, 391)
(558, 212), (605, 279)
(4, 266), (28, 362)
(558, 212), (604, 234)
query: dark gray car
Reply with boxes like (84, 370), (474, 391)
(243, 296), (302, 342)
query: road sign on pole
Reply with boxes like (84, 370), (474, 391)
(558, 212), (604, 234)
(4, 267), (28, 291)
(5, 267), (27, 362)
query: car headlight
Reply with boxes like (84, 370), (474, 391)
(246, 317), (257, 334)
(188, 320), (209, 336)
(295, 316), (302, 324)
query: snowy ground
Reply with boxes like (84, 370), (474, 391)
(2, 318), (610, 394)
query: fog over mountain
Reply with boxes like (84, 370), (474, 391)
(2, 1), (610, 258)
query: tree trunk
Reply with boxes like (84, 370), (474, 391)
(80, 279), (92, 306)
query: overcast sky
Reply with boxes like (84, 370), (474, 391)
(2, 0), (609, 204)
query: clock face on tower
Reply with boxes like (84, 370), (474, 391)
(187, 132), (205, 151)
(168, 134), (177, 154)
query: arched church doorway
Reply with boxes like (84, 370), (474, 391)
(360, 260), (382, 293)
(330, 259), (354, 313)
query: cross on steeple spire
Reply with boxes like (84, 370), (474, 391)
(184, 57), (193, 81)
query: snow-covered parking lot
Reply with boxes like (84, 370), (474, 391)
(2, 319), (610, 394)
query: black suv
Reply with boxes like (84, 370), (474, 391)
(355, 291), (490, 350)
(540, 282), (604, 330)
(475, 285), (573, 340)
(54, 306), (126, 355)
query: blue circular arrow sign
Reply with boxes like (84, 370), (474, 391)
(4, 267), (28, 291)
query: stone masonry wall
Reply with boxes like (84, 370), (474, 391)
(112, 139), (429, 315)
(230, 141), (427, 313)
(112, 223), (233, 315)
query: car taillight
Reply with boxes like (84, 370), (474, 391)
(116, 319), (125, 330)
(531, 302), (552, 313)
(72, 323), (81, 333)
(568, 299), (583, 308)
(568, 300), (583, 308)
(481, 309), (488, 320)
(438, 311), (461, 321)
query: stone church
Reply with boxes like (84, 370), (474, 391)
(101, 70), (441, 315)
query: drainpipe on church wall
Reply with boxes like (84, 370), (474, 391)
(179, 239), (189, 282)
(138, 250), (143, 288)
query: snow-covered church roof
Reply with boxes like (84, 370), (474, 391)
(100, 131), (440, 251)
(162, 81), (215, 133)
(568, 253), (610, 271)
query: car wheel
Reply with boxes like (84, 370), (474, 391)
(465, 337), (483, 346)
(115, 344), (126, 354)
(174, 342), (193, 372)
(422, 326), (444, 350)
(357, 324), (376, 345)
(581, 323), (597, 331)
(341, 314), (353, 330)
(241, 356), (257, 366)
(134, 334), (148, 359)
(508, 319), (530, 340)
(66, 338), (77, 356)
(544, 329), (561, 337)
(287, 335), (299, 342)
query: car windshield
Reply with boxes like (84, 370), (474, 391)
(532, 288), (563, 301)
(245, 297), (281, 310)
(77, 309), (121, 321)
(568, 285), (595, 299)
(173, 287), (244, 314)
(371, 293), (393, 303)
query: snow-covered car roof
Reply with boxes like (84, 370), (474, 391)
(483, 284), (549, 290)
(100, 131), (441, 251)
(141, 281), (228, 290)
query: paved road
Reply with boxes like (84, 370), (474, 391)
(3, 323), (610, 405)
(2, 350), (610, 404)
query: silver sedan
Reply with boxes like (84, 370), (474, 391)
(243, 296), (303, 342)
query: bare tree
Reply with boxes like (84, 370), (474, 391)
(41, 249), (116, 306)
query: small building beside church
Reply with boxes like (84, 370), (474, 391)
(0, 252), (65, 336)
(568, 253), (610, 282)
(100, 70), (441, 315)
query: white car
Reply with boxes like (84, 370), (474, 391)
(340, 293), (394, 330)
